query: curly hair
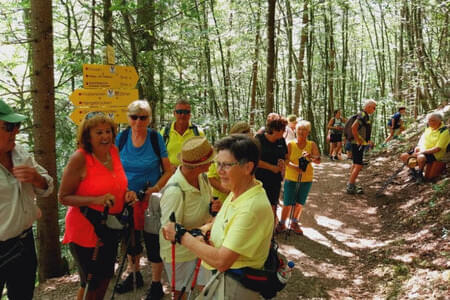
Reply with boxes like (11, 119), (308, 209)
(77, 113), (117, 153)
(265, 113), (287, 134)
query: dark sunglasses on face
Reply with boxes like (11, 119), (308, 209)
(175, 109), (191, 115)
(129, 115), (149, 121)
(1, 122), (21, 132)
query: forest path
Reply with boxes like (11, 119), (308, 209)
(33, 156), (411, 299)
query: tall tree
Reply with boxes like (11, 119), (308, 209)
(250, 0), (262, 126)
(293, 0), (308, 115)
(30, 0), (65, 281)
(265, 0), (276, 116)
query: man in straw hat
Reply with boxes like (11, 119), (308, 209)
(159, 136), (216, 298)
(0, 99), (54, 299)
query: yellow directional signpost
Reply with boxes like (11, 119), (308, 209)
(83, 64), (138, 89)
(70, 58), (140, 125)
(69, 88), (138, 107)
(70, 107), (128, 125)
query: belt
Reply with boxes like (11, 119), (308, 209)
(0, 227), (32, 245)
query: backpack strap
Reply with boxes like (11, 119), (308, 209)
(163, 121), (172, 145)
(118, 127), (131, 151)
(438, 126), (448, 134)
(190, 123), (200, 136)
(149, 128), (163, 166)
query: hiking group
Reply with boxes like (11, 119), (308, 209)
(1, 97), (449, 300)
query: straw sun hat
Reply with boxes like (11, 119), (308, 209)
(177, 136), (215, 167)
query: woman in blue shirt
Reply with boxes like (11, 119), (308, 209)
(115, 100), (171, 300)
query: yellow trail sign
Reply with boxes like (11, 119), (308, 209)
(70, 107), (129, 125)
(83, 64), (138, 89)
(70, 88), (138, 107)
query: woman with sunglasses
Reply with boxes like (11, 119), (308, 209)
(59, 113), (135, 300)
(0, 99), (54, 300)
(114, 100), (171, 299)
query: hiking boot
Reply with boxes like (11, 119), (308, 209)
(416, 172), (424, 184)
(333, 155), (339, 160)
(355, 186), (364, 194)
(275, 223), (286, 234)
(115, 271), (144, 294)
(290, 222), (303, 235)
(145, 281), (164, 300)
(347, 184), (363, 195)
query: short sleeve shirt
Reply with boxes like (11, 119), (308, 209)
(203, 181), (273, 270)
(421, 124), (450, 161)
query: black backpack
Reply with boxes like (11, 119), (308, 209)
(344, 112), (371, 141)
(162, 121), (200, 145)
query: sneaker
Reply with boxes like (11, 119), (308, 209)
(416, 173), (424, 184)
(346, 185), (357, 194)
(115, 271), (144, 294)
(333, 155), (339, 160)
(290, 222), (303, 235)
(330, 156), (334, 161)
(145, 281), (164, 300)
(355, 186), (364, 194)
(275, 223), (286, 234)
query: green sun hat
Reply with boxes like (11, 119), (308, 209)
(0, 99), (27, 123)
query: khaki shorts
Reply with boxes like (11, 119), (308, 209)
(196, 272), (260, 300)
(164, 260), (211, 290)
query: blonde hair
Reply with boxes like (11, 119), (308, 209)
(296, 120), (311, 132)
(77, 114), (116, 153)
(127, 100), (151, 116)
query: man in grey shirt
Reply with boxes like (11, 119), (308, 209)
(0, 99), (54, 300)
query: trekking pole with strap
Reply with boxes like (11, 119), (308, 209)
(375, 157), (417, 197)
(83, 205), (109, 300)
(110, 203), (134, 300)
(170, 212), (177, 300)
(110, 207), (132, 300)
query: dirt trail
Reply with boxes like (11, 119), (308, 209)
(34, 156), (449, 299)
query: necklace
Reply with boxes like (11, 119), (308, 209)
(93, 152), (111, 165)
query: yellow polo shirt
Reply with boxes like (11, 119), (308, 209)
(203, 180), (273, 270)
(420, 124), (450, 161)
(285, 140), (314, 182)
(160, 122), (205, 166)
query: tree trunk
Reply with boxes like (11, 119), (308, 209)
(293, 1), (308, 116)
(250, 0), (261, 126)
(265, 0), (276, 116)
(30, 0), (65, 281)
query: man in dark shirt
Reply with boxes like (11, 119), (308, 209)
(384, 107), (406, 143)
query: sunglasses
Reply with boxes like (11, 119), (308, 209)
(175, 109), (191, 115)
(129, 115), (149, 121)
(1, 122), (21, 132)
(85, 111), (106, 120)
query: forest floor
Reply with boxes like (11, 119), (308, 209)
(34, 130), (449, 299)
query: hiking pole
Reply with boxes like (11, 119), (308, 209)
(375, 157), (417, 197)
(110, 204), (132, 300)
(286, 172), (302, 240)
(177, 257), (201, 300)
(83, 205), (109, 300)
(187, 258), (202, 300)
(170, 212), (177, 300)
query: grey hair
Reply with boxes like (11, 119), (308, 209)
(296, 120), (311, 131)
(363, 99), (377, 108)
(128, 100), (151, 116)
(427, 112), (443, 122)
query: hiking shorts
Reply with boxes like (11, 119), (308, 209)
(69, 238), (119, 289)
(261, 181), (282, 206)
(283, 180), (312, 206)
(125, 230), (143, 256)
(330, 133), (342, 143)
(351, 144), (365, 165)
(163, 260), (211, 290)
(424, 153), (436, 163)
(143, 232), (162, 263)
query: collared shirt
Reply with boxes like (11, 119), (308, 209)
(418, 123), (450, 161)
(207, 163), (228, 203)
(0, 144), (54, 241)
(159, 167), (211, 262)
(285, 140), (314, 182)
(203, 180), (273, 270)
(160, 122), (204, 166)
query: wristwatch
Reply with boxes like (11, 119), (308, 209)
(175, 223), (187, 244)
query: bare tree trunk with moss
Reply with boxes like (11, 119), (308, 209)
(30, 0), (65, 281)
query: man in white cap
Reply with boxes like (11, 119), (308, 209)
(0, 99), (54, 299)
(159, 136), (215, 299)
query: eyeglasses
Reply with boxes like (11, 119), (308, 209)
(0, 122), (21, 132)
(175, 109), (191, 115)
(129, 115), (149, 121)
(215, 160), (240, 171)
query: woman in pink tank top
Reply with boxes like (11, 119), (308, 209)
(59, 113), (136, 300)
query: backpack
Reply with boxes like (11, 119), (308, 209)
(225, 239), (289, 299)
(344, 112), (371, 141)
(143, 173), (207, 234)
(162, 121), (200, 145)
(438, 126), (450, 153)
(118, 127), (161, 158)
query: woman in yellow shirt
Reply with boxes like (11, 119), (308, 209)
(276, 120), (321, 235)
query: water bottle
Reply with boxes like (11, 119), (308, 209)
(276, 261), (295, 284)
